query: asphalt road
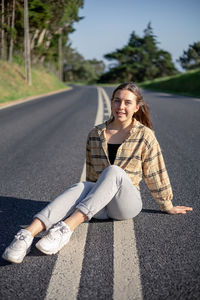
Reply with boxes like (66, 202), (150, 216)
(0, 86), (199, 299)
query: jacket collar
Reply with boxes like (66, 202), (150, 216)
(95, 118), (143, 136)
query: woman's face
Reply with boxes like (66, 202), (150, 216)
(111, 89), (139, 124)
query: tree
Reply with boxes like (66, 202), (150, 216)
(27, 0), (83, 69)
(1, 0), (5, 59)
(24, 0), (31, 85)
(178, 42), (200, 70)
(99, 23), (177, 83)
(8, 0), (16, 62)
(63, 46), (105, 83)
(0, 0), (84, 81)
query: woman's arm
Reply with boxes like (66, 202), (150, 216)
(165, 206), (193, 214)
(142, 136), (193, 214)
(85, 133), (98, 182)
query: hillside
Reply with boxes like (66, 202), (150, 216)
(0, 61), (68, 104)
(139, 69), (200, 98)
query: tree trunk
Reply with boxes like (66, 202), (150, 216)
(24, 0), (32, 85)
(37, 28), (47, 47)
(45, 40), (50, 49)
(8, 0), (16, 62)
(30, 28), (39, 50)
(7, 2), (11, 28)
(1, 0), (5, 59)
(58, 34), (63, 81)
(40, 55), (45, 63)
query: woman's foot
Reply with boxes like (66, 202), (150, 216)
(35, 221), (73, 255)
(2, 229), (33, 264)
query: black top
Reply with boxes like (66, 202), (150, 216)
(107, 143), (121, 165)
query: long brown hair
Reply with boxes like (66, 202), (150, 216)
(111, 82), (153, 129)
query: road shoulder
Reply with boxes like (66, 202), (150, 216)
(0, 87), (72, 110)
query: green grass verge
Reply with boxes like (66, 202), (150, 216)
(1, 61), (199, 104)
(138, 69), (200, 98)
(0, 61), (68, 104)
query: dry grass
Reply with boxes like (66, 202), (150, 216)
(0, 61), (67, 103)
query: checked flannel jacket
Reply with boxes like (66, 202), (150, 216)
(86, 118), (173, 212)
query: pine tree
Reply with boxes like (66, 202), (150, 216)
(178, 42), (200, 70)
(100, 23), (177, 83)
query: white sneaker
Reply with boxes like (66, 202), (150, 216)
(2, 229), (33, 264)
(35, 221), (73, 255)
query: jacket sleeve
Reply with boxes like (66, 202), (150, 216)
(86, 133), (98, 182)
(142, 136), (173, 211)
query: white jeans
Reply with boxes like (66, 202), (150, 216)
(34, 166), (142, 230)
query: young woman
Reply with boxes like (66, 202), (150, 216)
(2, 82), (192, 264)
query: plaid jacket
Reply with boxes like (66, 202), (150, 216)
(86, 118), (173, 211)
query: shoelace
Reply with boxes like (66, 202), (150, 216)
(48, 222), (69, 240)
(12, 232), (30, 248)
(15, 232), (27, 241)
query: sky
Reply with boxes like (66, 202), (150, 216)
(70, 0), (200, 71)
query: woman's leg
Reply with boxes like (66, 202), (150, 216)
(106, 175), (142, 220)
(65, 165), (142, 227)
(29, 165), (141, 235)
(2, 182), (95, 263)
(62, 209), (88, 231)
(32, 181), (95, 232)
(35, 165), (142, 255)
(26, 218), (46, 237)
(27, 165), (141, 236)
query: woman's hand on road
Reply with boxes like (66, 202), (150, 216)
(166, 206), (193, 214)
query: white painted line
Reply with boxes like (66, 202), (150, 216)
(100, 87), (111, 115)
(45, 86), (104, 300)
(113, 220), (143, 300)
(101, 87), (143, 300)
(79, 163), (86, 182)
(45, 223), (89, 300)
(96, 87), (105, 125)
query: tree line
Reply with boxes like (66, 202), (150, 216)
(98, 23), (200, 83)
(0, 0), (105, 84)
(0, 1), (199, 84)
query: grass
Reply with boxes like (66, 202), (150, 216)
(0, 61), (68, 104)
(138, 68), (200, 98)
(1, 61), (199, 105)
(96, 69), (200, 99)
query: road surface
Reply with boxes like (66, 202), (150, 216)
(0, 86), (199, 299)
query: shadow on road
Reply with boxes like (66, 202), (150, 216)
(0, 195), (164, 266)
(0, 196), (49, 265)
(141, 208), (165, 214)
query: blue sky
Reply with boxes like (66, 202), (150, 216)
(70, 0), (200, 71)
